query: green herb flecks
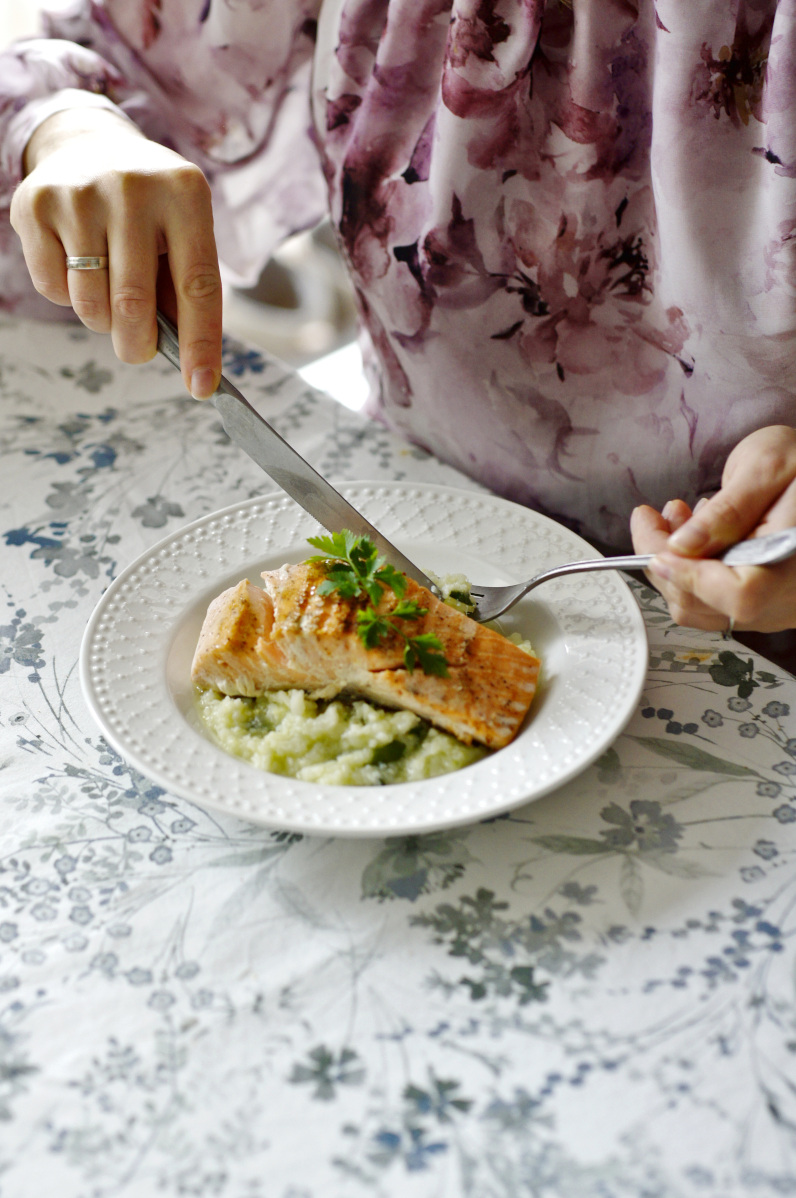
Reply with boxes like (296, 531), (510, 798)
(306, 531), (448, 677)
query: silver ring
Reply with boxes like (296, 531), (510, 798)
(65, 255), (109, 271)
(722, 616), (736, 641)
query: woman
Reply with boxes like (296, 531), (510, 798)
(2, 0), (796, 638)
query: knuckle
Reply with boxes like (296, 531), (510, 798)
(116, 162), (209, 212)
(48, 179), (105, 224)
(180, 267), (222, 304)
(111, 330), (157, 365)
(730, 600), (754, 629)
(72, 296), (109, 324)
(73, 304), (112, 333)
(114, 169), (165, 204)
(8, 189), (29, 234)
(15, 176), (104, 225)
(18, 183), (57, 223)
(666, 599), (689, 627)
(69, 179), (101, 206)
(11, 187), (54, 240)
(756, 441), (794, 482)
(181, 337), (219, 369)
(31, 276), (69, 303)
(120, 343), (157, 365)
(111, 286), (151, 325)
(705, 493), (745, 533)
(170, 162), (211, 199)
(731, 572), (768, 625)
(660, 583), (689, 626)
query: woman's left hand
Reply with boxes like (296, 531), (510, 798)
(630, 425), (796, 634)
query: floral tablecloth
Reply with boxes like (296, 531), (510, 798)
(1, 315), (795, 1198)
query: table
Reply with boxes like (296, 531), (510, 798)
(1, 315), (795, 1197)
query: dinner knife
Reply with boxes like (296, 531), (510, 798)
(155, 311), (437, 590)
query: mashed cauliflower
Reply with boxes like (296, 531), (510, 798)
(197, 688), (487, 786)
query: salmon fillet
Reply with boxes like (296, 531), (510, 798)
(191, 562), (540, 749)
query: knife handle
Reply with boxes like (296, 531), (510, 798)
(155, 310), (182, 373)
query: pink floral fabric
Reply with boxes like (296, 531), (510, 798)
(2, 1), (796, 548)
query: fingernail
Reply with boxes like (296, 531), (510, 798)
(668, 522), (709, 554)
(693, 496), (709, 514)
(190, 368), (216, 400)
(661, 500), (677, 522)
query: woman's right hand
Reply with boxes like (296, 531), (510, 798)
(9, 107), (222, 398)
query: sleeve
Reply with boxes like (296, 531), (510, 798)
(0, 2), (327, 315)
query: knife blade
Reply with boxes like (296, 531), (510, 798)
(156, 311), (436, 590)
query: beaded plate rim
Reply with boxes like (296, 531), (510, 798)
(79, 482), (648, 837)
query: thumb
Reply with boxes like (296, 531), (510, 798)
(666, 427), (796, 558)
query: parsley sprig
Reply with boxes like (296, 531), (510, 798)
(306, 531), (449, 676)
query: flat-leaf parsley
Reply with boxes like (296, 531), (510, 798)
(306, 532), (449, 676)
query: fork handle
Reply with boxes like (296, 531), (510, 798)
(527, 554), (653, 590)
(528, 526), (796, 591)
(487, 528), (796, 620)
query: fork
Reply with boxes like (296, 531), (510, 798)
(467, 526), (796, 622)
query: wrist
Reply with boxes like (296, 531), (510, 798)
(24, 107), (142, 174)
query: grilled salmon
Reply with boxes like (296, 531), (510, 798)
(191, 562), (540, 749)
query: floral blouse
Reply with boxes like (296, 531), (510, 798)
(1, 0), (795, 550)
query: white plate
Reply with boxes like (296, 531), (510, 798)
(80, 482), (648, 837)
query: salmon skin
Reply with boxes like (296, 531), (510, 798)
(191, 562), (540, 749)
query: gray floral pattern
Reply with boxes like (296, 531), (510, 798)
(1, 316), (796, 1195)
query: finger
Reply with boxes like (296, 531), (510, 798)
(65, 244), (112, 334)
(630, 504), (673, 554)
(666, 426), (796, 557)
(754, 471), (796, 532)
(646, 560), (738, 630)
(160, 168), (222, 399)
(12, 217), (72, 307)
(647, 552), (796, 632)
(632, 505), (728, 629)
(630, 500), (692, 555)
(663, 498), (694, 533)
(13, 175), (113, 325)
(106, 221), (159, 364)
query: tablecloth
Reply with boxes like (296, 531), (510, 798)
(1, 315), (795, 1197)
